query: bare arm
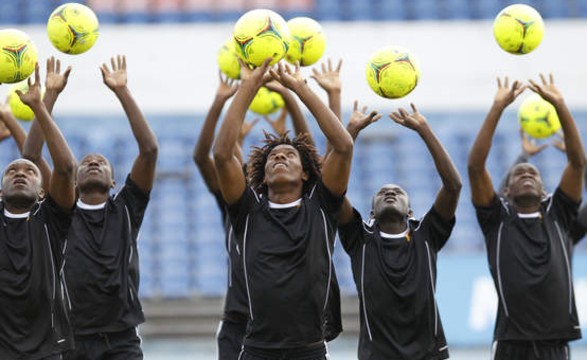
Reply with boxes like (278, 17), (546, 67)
(390, 104), (462, 220)
(338, 101), (382, 226)
(193, 72), (239, 194)
(17, 65), (75, 210)
(528, 74), (586, 202)
(468, 77), (525, 207)
(22, 57), (70, 191)
(101, 55), (158, 192)
(213, 58), (272, 205)
(0, 104), (27, 152)
(265, 81), (315, 146)
(311, 58), (343, 155)
(270, 62), (353, 196)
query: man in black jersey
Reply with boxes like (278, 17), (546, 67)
(468, 75), (585, 360)
(337, 103), (461, 360)
(213, 59), (362, 360)
(0, 64), (77, 359)
(24, 55), (158, 360)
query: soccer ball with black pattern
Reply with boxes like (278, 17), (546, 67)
(285, 17), (326, 67)
(47, 3), (99, 55)
(493, 4), (544, 55)
(233, 9), (290, 67)
(365, 46), (420, 99)
(518, 94), (561, 139)
(0, 29), (38, 84)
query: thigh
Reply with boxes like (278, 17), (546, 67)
(101, 329), (143, 360)
(217, 321), (247, 360)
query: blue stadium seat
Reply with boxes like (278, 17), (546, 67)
(0, 0), (20, 24)
(472, 0), (502, 19)
(442, 0), (472, 19)
(409, 0), (440, 20)
(315, 0), (343, 21)
(374, 0), (408, 20)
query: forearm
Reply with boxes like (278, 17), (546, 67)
(419, 124), (462, 192)
(23, 89), (60, 161)
(1, 112), (27, 153)
(468, 103), (504, 170)
(327, 90), (342, 121)
(194, 97), (225, 164)
(556, 101), (586, 169)
(115, 87), (158, 155)
(295, 86), (352, 153)
(282, 90), (314, 145)
(29, 102), (75, 175)
(214, 82), (259, 162)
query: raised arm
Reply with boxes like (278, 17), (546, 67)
(22, 56), (70, 190)
(528, 74), (585, 202)
(101, 55), (158, 192)
(213, 58), (272, 205)
(270, 62), (353, 196)
(265, 80), (315, 146)
(390, 104), (462, 220)
(468, 77), (525, 207)
(193, 72), (239, 194)
(339, 101), (382, 225)
(0, 104), (27, 152)
(311, 58), (343, 155)
(16, 65), (76, 210)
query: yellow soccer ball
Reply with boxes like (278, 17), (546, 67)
(8, 81), (44, 121)
(218, 39), (241, 80)
(493, 4), (544, 55)
(285, 17), (326, 67)
(233, 9), (290, 67)
(365, 46), (420, 99)
(518, 94), (560, 139)
(249, 87), (284, 115)
(47, 3), (99, 55)
(0, 29), (38, 84)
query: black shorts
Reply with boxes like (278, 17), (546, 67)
(240, 343), (327, 360)
(492, 340), (570, 360)
(217, 320), (247, 360)
(63, 327), (143, 360)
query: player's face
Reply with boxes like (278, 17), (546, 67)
(372, 184), (410, 220)
(506, 163), (545, 201)
(1, 159), (43, 206)
(263, 144), (308, 187)
(76, 154), (114, 191)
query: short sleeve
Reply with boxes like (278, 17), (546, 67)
(313, 181), (345, 223)
(572, 202), (587, 244)
(227, 187), (257, 238)
(475, 195), (507, 238)
(37, 195), (73, 242)
(418, 206), (455, 252)
(117, 175), (150, 228)
(338, 208), (365, 256)
(212, 191), (228, 225)
(547, 187), (580, 230)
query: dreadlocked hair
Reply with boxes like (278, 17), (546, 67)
(247, 131), (322, 195)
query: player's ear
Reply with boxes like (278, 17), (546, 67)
(301, 170), (309, 181)
(407, 208), (414, 219)
(110, 179), (116, 189)
(38, 187), (45, 200)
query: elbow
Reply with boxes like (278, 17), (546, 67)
(334, 134), (354, 156)
(141, 142), (159, 163)
(445, 177), (463, 195)
(213, 146), (232, 165)
(54, 160), (76, 179)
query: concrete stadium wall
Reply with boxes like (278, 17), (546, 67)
(2, 20), (587, 116)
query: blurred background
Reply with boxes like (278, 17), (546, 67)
(2, 0), (587, 358)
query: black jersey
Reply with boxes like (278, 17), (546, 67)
(213, 192), (249, 324)
(475, 187), (582, 342)
(227, 182), (343, 349)
(339, 206), (453, 360)
(65, 175), (149, 335)
(0, 196), (73, 359)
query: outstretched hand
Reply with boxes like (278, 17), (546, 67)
(100, 55), (127, 91)
(263, 108), (287, 136)
(15, 63), (42, 107)
(552, 132), (567, 153)
(494, 76), (526, 108)
(389, 103), (429, 131)
(216, 71), (239, 100)
(520, 128), (547, 156)
(45, 56), (71, 94)
(310, 58), (342, 93)
(346, 100), (382, 140)
(269, 61), (307, 92)
(528, 73), (563, 107)
(237, 58), (273, 85)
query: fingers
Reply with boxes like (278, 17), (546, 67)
(122, 55), (127, 70)
(63, 66), (72, 80)
(497, 77), (502, 88)
(361, 105), (367, 113)
(539, 73), (547, 85)
(549, 73), (554, 84)
(335, 59), (343, 72)
(321, 62), (326, 74)
(249, 118), (260, 127)
(46, 57), (52, 74)
(370, 111), (383, 123)
(353, 100), (358, 112)
(410, 103), (418, 113)
(327, 58), (332, 72)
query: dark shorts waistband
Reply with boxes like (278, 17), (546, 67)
(244, 342), (326, 359)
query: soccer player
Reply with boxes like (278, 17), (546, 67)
(338, 103), (461, 360)
(24, 55), (158, 360)
(468, 75), (585, 359)
(0, 64), (77, 359)
(213, 59), (358, 360)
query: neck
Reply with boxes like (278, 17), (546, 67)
(511, 194), (542, 213)
(3, 199), (35, 214)
(78, 191), (110, 205)
(377, 217), (408, 234)
(267, 183), (303, 204)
